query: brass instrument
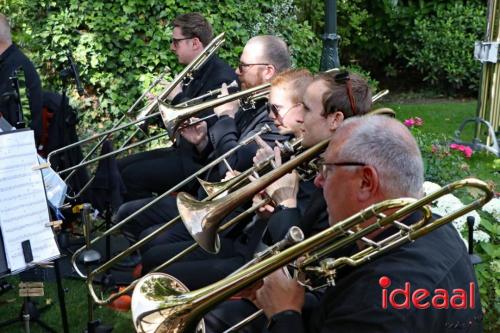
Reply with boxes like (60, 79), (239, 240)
(372, 89), (389, 103)
(368, 107), (396, 117)
(180, 91), (391, 253)
(131, 178), (493, 333)
(176, 80), (239, 108)
(48, 33), (226, 195)
(53, 83), (267, 178)
(197, 138), (301, 197)
(177, 138), (328, 253)
(71, 125), (273, 304)
(159, 83), (270, 140)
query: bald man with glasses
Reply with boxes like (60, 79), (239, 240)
(114, 35), (291, 269)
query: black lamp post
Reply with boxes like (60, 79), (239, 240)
(320, 0), (340, 71)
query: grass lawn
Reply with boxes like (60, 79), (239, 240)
(0, 99), (498, 332)
(385, 99), (499, 187)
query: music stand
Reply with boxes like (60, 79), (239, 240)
(0, 129), (69, 333)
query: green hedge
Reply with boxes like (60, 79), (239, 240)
(1, 0), (321, 133)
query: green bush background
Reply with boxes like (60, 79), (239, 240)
(0, 1), (497, 331)
(0, 0), (488, 130)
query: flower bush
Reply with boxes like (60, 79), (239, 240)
(412, 118), (498, 331)
(412, 128), (470, 184)
(423, 181), (490, 245)
(450, 143), (474, 159)
(403, 117), (424, 128)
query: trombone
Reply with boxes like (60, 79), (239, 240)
(48, 33), (226, 192)
(73, 134), (321, 306)
(131, 178), (493, 333)
(180, 92), (394, 253)
(159, 83), (270, 140)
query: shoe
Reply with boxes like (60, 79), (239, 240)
(113, 252), (142, 270)
(107, 287), (131, 312)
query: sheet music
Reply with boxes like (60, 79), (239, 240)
(0, 130), (60, 272)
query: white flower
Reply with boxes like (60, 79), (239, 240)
(423, 181), (442, 195)
(482, 197), (500, 220)
(473, 230), (491, 243)
(421, 180), (487, 244)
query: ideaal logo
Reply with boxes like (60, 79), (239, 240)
(379, 276), (475, 310)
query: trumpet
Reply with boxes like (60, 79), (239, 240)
(131, 178), (493, 333)
(48, 33), (226, 194)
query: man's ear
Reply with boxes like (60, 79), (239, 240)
(327, 111), (344, 131)
(263, 65), (276, 81)
(357, 166), (379, 202)
(192, 37), (203, 50)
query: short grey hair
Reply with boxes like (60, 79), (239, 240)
(250, 35), (291, 72)
(335, 115), (424, 198)
(0, 14), (12, 44)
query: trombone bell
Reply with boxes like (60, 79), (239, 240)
(177, 192), (221, 254)
(132, 272), (205, 333)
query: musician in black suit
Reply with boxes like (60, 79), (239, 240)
(202, 71), (373, 332)
(252, 116), (483, 333)
(115, 35), (290, 258)
(118, 12), (238, 202)
(0, 14), (42, 144)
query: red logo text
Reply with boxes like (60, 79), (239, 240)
(379, 276), (475, 310)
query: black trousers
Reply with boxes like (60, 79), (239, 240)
(117, 146), (201, 201)
(141, 238), (246, 290)
(203, 299), (266, 333)
(114, 195), (184, 247)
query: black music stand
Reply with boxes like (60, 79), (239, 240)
(467, 216), (482, 265)
(0, 129), (69, 333)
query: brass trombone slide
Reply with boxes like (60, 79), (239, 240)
(181, 91), (392, 253)
(159, 82), (270, 140)
(52, 83), (268, 177)
(131, 178), (493, 333)
(78, 133), (320, 306)
(48, 33), (226, 184)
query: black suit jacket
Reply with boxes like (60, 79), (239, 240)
(201, 100), (288, 182)
(268, 214), (483, 333)
(0, 44), (42, 144)
(171, 54), (238, 176)
(172, 54), (238, 121)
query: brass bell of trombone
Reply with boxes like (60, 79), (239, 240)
(177, 192), (222, 254)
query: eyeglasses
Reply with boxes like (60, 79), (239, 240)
(317, 158), (366, 178)
(238, 62), (270, 72)
(268, 103), (302, 123)
(334, 71), (357, 116)
(171, 37), (193, 47)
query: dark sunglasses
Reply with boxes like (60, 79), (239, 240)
(268, 103), (302, 121)
(334, 71), (357, 116)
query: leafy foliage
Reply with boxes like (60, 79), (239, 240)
(395, 2), (485, 93)
(1, 0), (321, 135)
